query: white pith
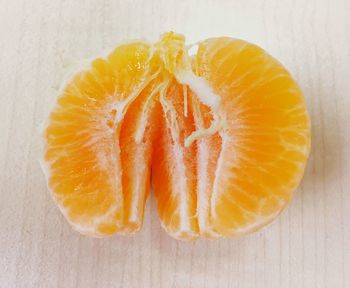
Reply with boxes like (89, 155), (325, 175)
(128, 146), (146, 225)
(175, 70), (219, 109)
(211, 132), (229, 224)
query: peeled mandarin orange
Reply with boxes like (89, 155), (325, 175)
(42, 32), (310, 239)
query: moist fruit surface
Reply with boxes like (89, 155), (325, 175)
(42, 32), (310, 239)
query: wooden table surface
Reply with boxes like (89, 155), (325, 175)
(1, 0), (350, 287)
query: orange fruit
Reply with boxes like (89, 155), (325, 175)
(42, 32), (310, 239)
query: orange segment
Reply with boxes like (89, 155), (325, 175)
(120, 80), (162, 232)
(44, 42), (154, 236)
(151, 79), (199, 240)
(190, 95), (222, 238)
(194, 37), (310, 236)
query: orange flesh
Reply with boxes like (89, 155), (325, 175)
(43, 33), (310, 239)
(194, 38), (310, 236)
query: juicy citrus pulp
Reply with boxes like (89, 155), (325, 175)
(43, 32), (310, 239)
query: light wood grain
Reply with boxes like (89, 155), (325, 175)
(1, 0), (350, 287)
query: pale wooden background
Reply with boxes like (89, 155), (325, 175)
(1, 0), (350, 287)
